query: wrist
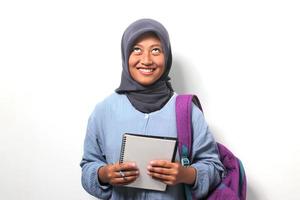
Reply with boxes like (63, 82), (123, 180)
(98, 165), (109, 184)
(182, 166), (196, 185)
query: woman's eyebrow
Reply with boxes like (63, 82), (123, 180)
(150, 44), (162, 48)
(135, 43), (162, 48)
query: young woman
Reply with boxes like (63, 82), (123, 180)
(80, 18), (224, 200)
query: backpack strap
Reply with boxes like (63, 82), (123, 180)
(175, 94), (193, 165)
(176, 94), (202, 200)
(176, 94), (202, 164)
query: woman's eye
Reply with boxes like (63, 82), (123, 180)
(152, 48), (161, 55)
(133, 47), (142, 54)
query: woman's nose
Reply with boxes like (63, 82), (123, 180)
(141, 53), (153, 65)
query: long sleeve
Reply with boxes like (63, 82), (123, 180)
(189, 104), (224, 199)
(80, 110), (112, 199)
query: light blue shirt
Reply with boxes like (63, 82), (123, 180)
(80, 93), (224, 199)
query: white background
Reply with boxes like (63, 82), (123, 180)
(1, 0), (299, 199)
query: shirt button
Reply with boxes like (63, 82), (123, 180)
(145, 114), (149, 119)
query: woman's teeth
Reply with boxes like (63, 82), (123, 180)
(139, 68), (154, 72)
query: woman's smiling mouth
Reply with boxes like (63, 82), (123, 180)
(137, 67), (156, 75)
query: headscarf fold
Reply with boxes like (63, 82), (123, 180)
(116, 18), (174, 113)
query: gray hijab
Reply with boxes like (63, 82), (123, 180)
(116, 18), (173, 113)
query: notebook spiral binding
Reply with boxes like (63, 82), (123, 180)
(119, 135), (127, 163)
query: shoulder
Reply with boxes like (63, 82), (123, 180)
(173, 93), (205, 126)
(191, 101), (205, 124)
(95, 92), (125, 107)
(174, 93), (204, 119)
(92, 92), (127, 116)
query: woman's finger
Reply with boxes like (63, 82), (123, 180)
(148, 171), (175, 182)
(116, 169), (139, 178)
(147, 165), (173, 175)
(149, 160), (173, 168)
(112, 172), (139, 186)
(117, 162), (138, 171)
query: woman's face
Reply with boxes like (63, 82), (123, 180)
(128, 33), (165, 86)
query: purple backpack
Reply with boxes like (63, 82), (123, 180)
(176, 94), (247, 200)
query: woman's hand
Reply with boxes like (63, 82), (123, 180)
(147, 160), (196, 186)
(98, 162), (139, 186)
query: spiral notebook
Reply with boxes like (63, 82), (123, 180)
(119, 133), (177, 191)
